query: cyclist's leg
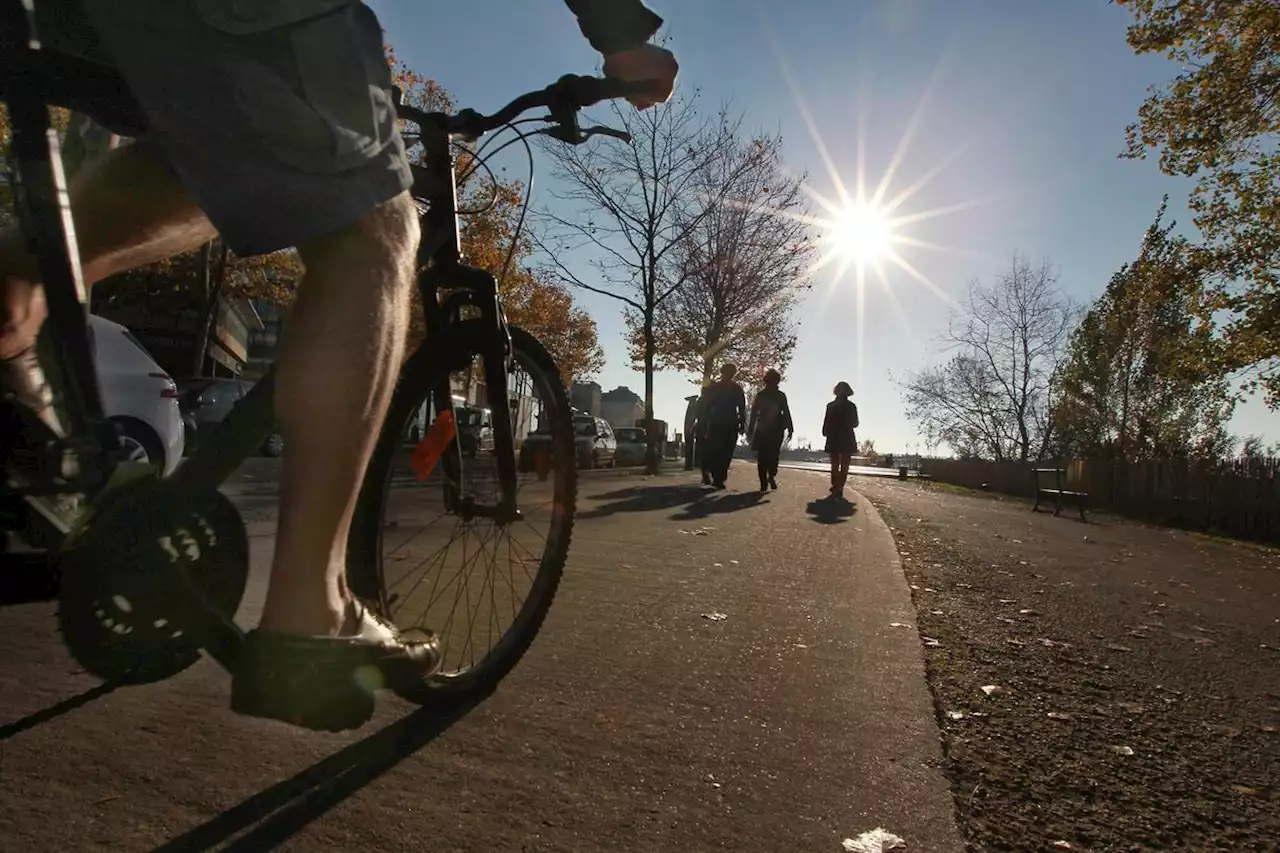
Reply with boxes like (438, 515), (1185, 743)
(258, 192), (418, 637)
(72, 0), (437, 722)
(0, 143), (214, 434)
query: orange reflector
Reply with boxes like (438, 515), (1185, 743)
(411, 409), (457, 481)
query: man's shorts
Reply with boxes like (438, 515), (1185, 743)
(69, 0), (413, 257)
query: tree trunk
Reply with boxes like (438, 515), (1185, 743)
(190, 241), (225, 376)
(643, 309), (660, 474)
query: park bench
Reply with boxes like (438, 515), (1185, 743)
(1031, 467), (1088, 521)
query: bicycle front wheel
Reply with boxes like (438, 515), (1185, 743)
(349, 324), (576, 707)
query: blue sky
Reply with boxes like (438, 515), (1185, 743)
(369, 0), (1278, 452)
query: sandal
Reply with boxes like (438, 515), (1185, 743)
(230, 601), (442, 732)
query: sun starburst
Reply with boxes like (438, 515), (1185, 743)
(754, 7), (1005, 374)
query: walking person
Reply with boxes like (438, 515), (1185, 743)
(698, 363), (746, 489)
(748, 368), (793, 492)
(822, 381), (859, 497)
(683, 393), (700, 471)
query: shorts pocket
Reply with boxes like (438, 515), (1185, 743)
(196, 0), (400, 175)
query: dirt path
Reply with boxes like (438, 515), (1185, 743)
(849, 477), (1280, 853)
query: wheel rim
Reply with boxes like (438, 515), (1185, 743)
(373, 343), (570, 681)
(118, 434), (152, 466)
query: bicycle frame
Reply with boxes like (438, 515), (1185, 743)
(0, 4), (524, 543)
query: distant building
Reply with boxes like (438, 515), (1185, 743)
(600, 385), (645, 428)
(571, 381), (602, 417)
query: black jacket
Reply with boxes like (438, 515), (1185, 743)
(563, 0), (664, 55)
(749, 388), (793, 442)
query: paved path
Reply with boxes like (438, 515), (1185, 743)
(0, 465), (960, 852)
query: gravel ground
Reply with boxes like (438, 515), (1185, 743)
(850, 477), (1280, 853)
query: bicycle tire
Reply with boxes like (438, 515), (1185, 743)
(349, 324), (576, 707)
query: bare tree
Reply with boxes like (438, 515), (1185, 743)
(901, 254), (1075, 461)
(535, 92), (748, 471)
(627, 132), (815, 390)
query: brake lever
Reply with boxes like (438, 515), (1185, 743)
(581, 125), (633, 144)
(542, 123), (633, 145)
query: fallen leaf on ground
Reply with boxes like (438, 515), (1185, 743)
(1231, 784), (1258, 796)
(922, 637), (942, 647)
(1111, 745), (1135, 756)
(702, 612), (728, 621)
(1108, 645), (1134, 653)
(889, 622), (910, 628)
(1047, 711), (1073, 721)
(1052, 842), (1074, 850)
(980, 685), (1006, 696)
(729, 560), (740, 565)
(947, 710), (968, 720)
(1020, 609), (1040, 616)
(842, 828), (907, 852)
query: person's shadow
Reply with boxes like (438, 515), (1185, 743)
(669, 490), (765, 521)
(805, 493), (857, 525)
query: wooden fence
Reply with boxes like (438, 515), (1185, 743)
(919, 456), (1280, 543)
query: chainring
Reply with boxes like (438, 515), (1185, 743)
(56, 477), (249, 685)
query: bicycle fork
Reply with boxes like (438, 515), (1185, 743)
(422, 263), (521, 524)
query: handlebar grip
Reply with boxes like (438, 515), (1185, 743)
(562, 75), (666, 108)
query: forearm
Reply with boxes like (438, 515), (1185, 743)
(563, 0), (663, 55)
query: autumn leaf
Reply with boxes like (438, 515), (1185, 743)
(1118, 0), (1280, 405)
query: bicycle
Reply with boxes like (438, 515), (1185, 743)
(0, 3), (646, 708)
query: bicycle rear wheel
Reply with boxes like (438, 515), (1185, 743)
(349, 325), (576, 706)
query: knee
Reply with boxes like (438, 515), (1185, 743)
(0, 277), (47, 359)
(297, 191), (420, 289)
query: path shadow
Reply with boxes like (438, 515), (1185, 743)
(150, 697), (481, 853)
(0, 552), (60, 606)
(806, 494), (857, 525)
(0, 682), (118, 741)
(577, 483), (710, 519)
(669, 490), (766, 521)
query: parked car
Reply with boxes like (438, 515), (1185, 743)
(518, 409), (617, 475)
(574, 414), (616, 469)
(613, 426), (648, 467)
(176, 376), (284, 457)
(404, 398), (493, 457)
(89, 315), (185, 475)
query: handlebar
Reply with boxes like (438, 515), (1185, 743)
(395, 74), (658, 145)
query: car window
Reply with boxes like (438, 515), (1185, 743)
(574, 417), (596, 436)
(215, 379), (243, 399)
(120, 328), (156, 360)
(597, 420), (613, 438)
(617, 428), (644, 442)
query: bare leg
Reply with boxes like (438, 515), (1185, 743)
(0, 143), (215, 359)
(0, 144), (213, 441)
(256, 192), (419, 637)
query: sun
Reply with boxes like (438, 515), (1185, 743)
(825, 201), (895, 264)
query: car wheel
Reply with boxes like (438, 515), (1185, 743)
(261, 430), (285, 457)
(113, 419), (164, 473)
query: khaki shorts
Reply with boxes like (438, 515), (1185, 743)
(66, 0), (413, 256)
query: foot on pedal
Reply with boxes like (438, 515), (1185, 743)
(231, 602), (442, 732)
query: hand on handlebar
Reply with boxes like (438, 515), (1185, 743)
(602, 44), (678, 109)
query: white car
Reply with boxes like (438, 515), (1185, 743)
(89, 314), (185, 476)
